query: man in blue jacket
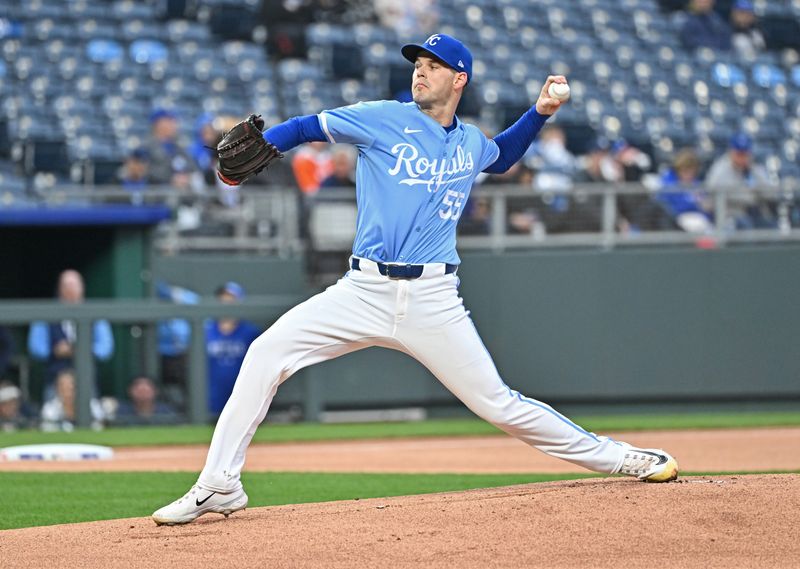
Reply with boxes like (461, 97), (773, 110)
(28, 269), (114, 398)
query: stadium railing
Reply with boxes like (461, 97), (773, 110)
(11, 181), (799, 254)
(0, 297), (301, 427)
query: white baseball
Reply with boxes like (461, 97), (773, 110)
(548, 82), (570, 101)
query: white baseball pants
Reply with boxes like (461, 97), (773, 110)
(198, 258), (626, 492)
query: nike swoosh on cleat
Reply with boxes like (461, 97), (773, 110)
(642, 451), (668, 465)
(195, 492), (216, 506)
(403, 127), (423, 134)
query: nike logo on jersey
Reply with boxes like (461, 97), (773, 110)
(195, 492), (216, 506)
(403, 127), (423, 134)
(388, 143), (475, 193)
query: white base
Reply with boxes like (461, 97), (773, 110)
(0, 443), (114, 461)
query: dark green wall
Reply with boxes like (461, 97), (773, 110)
(153, 245), (800, 413)
(458, 246), (800, 402)
(0, 225), (151, 399)
(152, 253), (313, 297)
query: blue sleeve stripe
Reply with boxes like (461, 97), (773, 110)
(263, 115), (328, 152)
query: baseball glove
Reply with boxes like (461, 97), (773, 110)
(216, 114), (283, 186)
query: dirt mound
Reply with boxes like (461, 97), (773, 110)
(4, 474), (798, 568)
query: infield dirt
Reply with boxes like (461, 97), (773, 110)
(3, 474), (798, 568)
(1, 427), (798, 473)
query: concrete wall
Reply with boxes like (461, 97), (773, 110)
(154, 245), (800, 414)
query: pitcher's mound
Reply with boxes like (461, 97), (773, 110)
(4, 474), (799, 568)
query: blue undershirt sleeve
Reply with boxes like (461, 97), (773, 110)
(263, 115), (328, 153)
(483, 107), (549, 174)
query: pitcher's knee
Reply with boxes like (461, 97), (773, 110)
(474, 403), (518, 430)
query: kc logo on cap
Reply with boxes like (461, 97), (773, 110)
(402, 33), (474, 83)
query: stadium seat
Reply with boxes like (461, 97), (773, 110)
(86, 39), (124, 63)
(752, 64), (787, 88)
(711, 62), (747, 88)
(789, 65), (800, 87)
(78, 20), (119, 41)
(20, 138), (70, 176)
(129, 40), (169, 64)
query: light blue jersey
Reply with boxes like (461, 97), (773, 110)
(318, 100), (499, 265)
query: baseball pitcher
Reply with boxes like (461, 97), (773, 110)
(153, 34), (678, 526)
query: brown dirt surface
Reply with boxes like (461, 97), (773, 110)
(1, 427), (798, 473)
(3, 474), (799, 569)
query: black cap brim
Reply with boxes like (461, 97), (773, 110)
(401, 43), (425, 64)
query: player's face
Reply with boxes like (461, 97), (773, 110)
(412, 55), (462, 108)
(731, 149), (751, 170)
(58, 270), (84, 304)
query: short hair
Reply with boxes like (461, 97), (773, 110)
(673, 148), (700, 171)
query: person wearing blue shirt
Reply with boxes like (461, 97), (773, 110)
(657, 147), (714, 233)
(154, 33), (679, 526)
(28, 270), (114, 397)
(680, 0), (732, 51)
(205, 282), (261, 415)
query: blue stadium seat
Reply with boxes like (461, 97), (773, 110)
(711, 62), (747, 88)
(31, 18), (78, 42)
(78, 20), (119, 41)
(66, 1), (109, 21)
(0, 170), (28, 197)
(167, 20), (213, 44)
(752, 64), (787, 88)
(112, 0), (159, 21)
(789, 65), (800, 87)
(20, 137), (70, 175)
(86, 39), (124, 63)
(129, 39), (169, 64)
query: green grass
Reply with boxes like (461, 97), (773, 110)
(0, 471), (600, 530)
(2, 469), (797, 531)
(1, 412), (799, 448)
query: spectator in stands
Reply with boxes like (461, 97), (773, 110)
(705, 132), (776, 229)
(0, 325), (14, 380)
(527, 125), (576, 193)
(729, 0), (766, 59)
(612, 139), (652, 183)
(148, 108), (204, 193)
(657, 148), (714, 233)
(155, 281), (200, 411)
(189, 113), (220, 186)
(119, 147), (150, 204)
(374, 0), (439, 38)
(473, 161), (532, 235)
(291, 141), (333, 196)
(575, 136), (619, 183)
(483, 161), (533, 187)
(458, 196), (492, 236)
(523, 126), (606, 234)
(680, 0), (732, 51)
(206, 282), (261, 416)
(0, 380), (34, 432)
(40, 368), (105, 432)
(319, 145), (357, 190)
(28, 269), (114, 397)
(114, 375), (179, 426)
(615, 139), (657, 232)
